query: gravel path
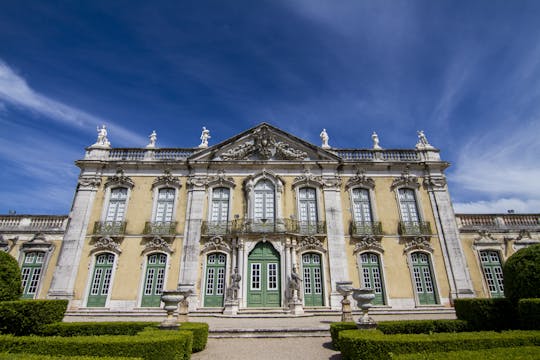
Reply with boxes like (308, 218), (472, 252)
(192, 337), (342, 360)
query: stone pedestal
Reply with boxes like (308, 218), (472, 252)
(159, 290), (182, 330)
(289, 298), (304, 315)
(223, 300), (239, 315)
(341, 298), (353, 322)
(352, 288), (377, 330)
(336, 281), (354, 322)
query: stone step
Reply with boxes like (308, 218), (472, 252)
(208, 327), (330, 338)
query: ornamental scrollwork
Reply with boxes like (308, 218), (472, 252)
(91, 236), (122, 254)
(152, 169), (181, 189)
(21, 233), (54, 252)
(105, 168), (134, 189)
(292, 169), (324, 188)
(403, 236), (433, 253)
(296, 236), (326, 253)
(473, 230), (501, 245)
(391, 167), (420, 190)
(345, 170), (375, 190)
(353, 235), (384, 254)
(78, 176), (102, 189)
(423, 175), (447, 191)
(201, 236), (231, 254)
(322, 176), (342, 189)
(187, 175), (209, 189)
(143, 236), (174, 255)
(207, 170), (236, 188)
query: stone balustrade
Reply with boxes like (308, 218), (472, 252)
(456, 214), (540, 231)
(0, 215), (68, 233)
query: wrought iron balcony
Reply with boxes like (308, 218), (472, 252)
(350, 221), (383, 237)
(398, 221), (432, 236)
(201, 221), (233, 236)
(143, 221), (177, 236)
(93, 221), (126, 236)
(292, 221), (327, 235)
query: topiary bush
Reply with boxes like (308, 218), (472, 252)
(0, 300), (68, 335)
(503, 244), (540, 304)
(454, 298), (516, 330)
(39, 322), (158, 337)
(178, 322), (209, 352)
(0, 251), (22, 302)
(518, 298), (540, 330)
(377, 319), (468, 334)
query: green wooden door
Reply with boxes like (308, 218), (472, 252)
(480, 250), (504, 298)
(87, 253), (115, 307)
(360, 252), (385, 305)
(248, 242), (280, 307)
(21, 252), (45, 299)
(141, 253), (167, 307)
(411, 252), (438, 305)
(302, 253), (324, 306)
(204, 253), (226, 307)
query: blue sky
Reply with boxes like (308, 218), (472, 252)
(1, 1), (539, 214)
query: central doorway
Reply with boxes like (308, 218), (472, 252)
(247, 242), (281, 307)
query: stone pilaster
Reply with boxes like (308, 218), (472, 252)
(48, 175), (101, 301)
(322, 176), (349, 309)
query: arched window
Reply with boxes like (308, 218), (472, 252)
(204, 253), (227, 307)
(106, 188), (128, 223)
(21, 251), (45, 299)
(359, 252), (385, 305)
(155, 188), (175, 222)
(298, 187), (318, 234)
(410, 252), (438, 305)
(87, 252), (115, 307)
(141, 253), (167, 307)
(479, 250), (504, 298)
(254, 180), (275, 223)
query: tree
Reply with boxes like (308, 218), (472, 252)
(0, 251), (22, 301)
(503, 244), (540, 303)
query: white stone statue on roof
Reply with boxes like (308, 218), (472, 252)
(199, 126), (211, 148)
(372, 132), (382, 150)
(320, 128), (330, 149)
(91, 125), (111, 148)
(146, 130), (157, 148)
(416, 130), (434, 149)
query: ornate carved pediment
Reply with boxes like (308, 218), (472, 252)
(142, 236), (174, 255)
(403, 236), (433, 253)
(391, 168), (420, 190)
(423, 175), (447, 191)
(243, 169), (284, 193)
(292, 169), (324, 188)
(201, 236), (231, 254)
(187, 175), (209, 189)
(473, 230), (502, 246)
(346, 170), (375, 190)
(78, 176), (102, 190)
(152, 170), (181, 189)
(322, 176), (342, 189)
(91, 236), (122, 255)
(353, 236), (384, 254)
(0, 235), (14, 252)
(207, 171), (236, 188)
(105, 168), (134, 189)
(296, 236), (326, 253)
(21, 233), (54, 252)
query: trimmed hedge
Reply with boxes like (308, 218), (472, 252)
(503, 244), (540, 304)
(0, 300), (68, 335)
(178, 322), (209, 352)
(329, 322), (357, 350)
(339, 330), (540, 360)
(394, 346), (540, 360)
(0, 330), (192, 360)
(0, 251), (22, 301)
(377, 320), (468, 334)
(39, 322), (158, 337)
(518, 298), (540, 330)
(0, 354), (143, 360)
(454, 298), (515, 331)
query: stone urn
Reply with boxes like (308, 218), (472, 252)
(159, 290), (183, 329)
(352, 288), (376, 329)
(336, 281), (354, 322)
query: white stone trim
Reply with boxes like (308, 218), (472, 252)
(355, 249), (389, 307)
(200, 250), (231, 308)
(150, 185), (180, 223)
(81, 251), (119, 309)
(137, 251), (170, 308)
(405, 250), (442, 307)
(297, 249), (329, 307)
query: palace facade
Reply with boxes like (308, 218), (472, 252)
(1, 123), (539, 317)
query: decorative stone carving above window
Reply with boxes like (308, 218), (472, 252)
(473, 230), (502, 246)
(423, 175), (447, 191)
(152, 170), (181, 189)
(105, 168), (134, 189)
(78, 176), (102, 190)
(402, 236), (433, 253)
(511, 230), (540, 251)
(187, 175), (209, 189)
(292, 169), (324, 188)
(207, 170), (236, 188)
(322, 176), (342, 189)
(0, 235), (16, 252)
(142, 236), (174, 255)
(201, 236), (231, 254)
(391, 168), (420, 190)
(91, 236), (122, 255)
(243, 169), (284, 193)
(296, 236), (326, 253)
(21, 233), (54, 252)
(345, 170), (375, 190)
(353, 235), (384, 254)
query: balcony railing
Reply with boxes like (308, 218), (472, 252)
(456, 214), (540, 231)
(93, 221), (126, 236)
(350, 221), (383, 236)
(201, 221), (233, 236)
(0, 215), (68, 232)
(398, 221), (432, 236)
(292, 221), (327, 235)
(143, 221), (177, 236)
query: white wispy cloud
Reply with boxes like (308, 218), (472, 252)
(454, 198), (540, 214)
(0, 59), (146, 146)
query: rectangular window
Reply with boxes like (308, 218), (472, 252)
(303, 267), (312, 294)
(145, 269), (155, 295)
(155, 268), (165, 295)
(313, 267), (322, 294)
(267, 263), (278, 290)
(216, 268), (225, 295)
(206, 268), (215, 295)
(251, 263), (261, 290)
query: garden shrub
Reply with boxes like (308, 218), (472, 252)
(0, 354), (143, 360)
(518, 298), (540, 330)
(39, 322), (158, 337)
(0, 251), (22, 301)
(178, 322), (209, 352)
(338, 330), (540, 360)
(503, 244), (540, 304)
(377, 320), (468, 334)
(0, 300), (68, 335)
(329, 322), (357, 350)
(0, 330), (192, 360)
(393, 346), (540, 360)
(454, 298), (515, 330)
